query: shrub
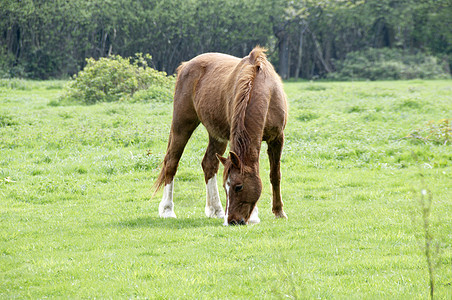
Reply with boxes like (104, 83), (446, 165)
(60, 54), (174, 104)
(404, 119), (451, 145)
(329, 48), (450, 81)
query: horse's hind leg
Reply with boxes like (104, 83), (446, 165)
(202, 135), (227, 218)
(267, 134), (287, 219)
(158, 107), (200, 218)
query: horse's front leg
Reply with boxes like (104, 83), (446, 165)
(202, 135), (227, 218)
(157, 117), (200, 218)
(267, 135), (287, 219)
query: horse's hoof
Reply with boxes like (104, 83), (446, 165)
(159, 209), (176, 218)
(274, 210), (287, 219)
(248, 215), (260, 224)
(248, 206), (260, 224)
(205, 206), (225, 218)
(159, 202), (177, 218)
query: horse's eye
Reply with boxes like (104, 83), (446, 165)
(234, 185), (243, 192)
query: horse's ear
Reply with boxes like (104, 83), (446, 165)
(216, 153), (228, 166)
(229, 151), (241, 169)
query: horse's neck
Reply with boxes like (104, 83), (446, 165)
(230, 106), (266, 168)
(231, 139), (261, 166)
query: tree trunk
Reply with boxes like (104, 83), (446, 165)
(108, 28), (116, 56)
(295, 27), (306, 79)
(324, 33), (333, 70)
(308, 27), (332, 74)
(278, 31), (289, 80)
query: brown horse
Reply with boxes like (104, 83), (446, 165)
(154, 47), (288, 225)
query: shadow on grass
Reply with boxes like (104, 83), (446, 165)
(115, 216), (223, 229)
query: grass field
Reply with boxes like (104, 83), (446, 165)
(1, 79), (451, 298)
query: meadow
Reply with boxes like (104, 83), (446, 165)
(0, 79), (451, 298)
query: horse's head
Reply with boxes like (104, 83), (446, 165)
(217, 152), (262, 226)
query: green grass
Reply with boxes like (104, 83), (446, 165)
(1, 79), (451, 298)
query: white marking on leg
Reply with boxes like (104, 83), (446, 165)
(205, 175), (225, 218)
(223, 176), (231, 226)
(248, 206), (260, 224)
(159, 180), (176, 218)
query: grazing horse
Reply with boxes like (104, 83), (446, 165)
(154, 47), (288, 225)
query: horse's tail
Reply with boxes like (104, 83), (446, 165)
(248, 46), (268, 70)
(152, 62), (189, 197)
(152, 168), (165, 197)
(152, 135), (170, 197)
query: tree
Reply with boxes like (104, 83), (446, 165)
(0, 0), (450, 79)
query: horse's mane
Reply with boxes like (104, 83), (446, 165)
(231, 46), (269, 162)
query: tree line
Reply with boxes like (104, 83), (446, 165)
(1, 0), (451, 79)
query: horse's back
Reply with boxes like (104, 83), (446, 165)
(173, 49), (287, 142)
(264, 71), (288, 140)
(177, 52), (239, 80)
(176, 52), (240, 98)
(174, 53), (239, 141)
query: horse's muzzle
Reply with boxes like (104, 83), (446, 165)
(229, 218), (246, 226)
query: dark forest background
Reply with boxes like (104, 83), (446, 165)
(1, 0), (451, 79)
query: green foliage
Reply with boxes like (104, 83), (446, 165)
(329, 48), (450, 81)
(275, 0), (452, 78)
(1, 0), (451, 79)
(0, 49), (24, 79)
(60, 54), (174, 104)
(0, 0), (277, 79)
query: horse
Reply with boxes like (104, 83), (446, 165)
(154, 46), (288, 225)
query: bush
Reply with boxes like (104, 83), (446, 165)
(60, 54), (174, 104)
(329, 48), (450, 81)
(405, 119), (451, 146)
